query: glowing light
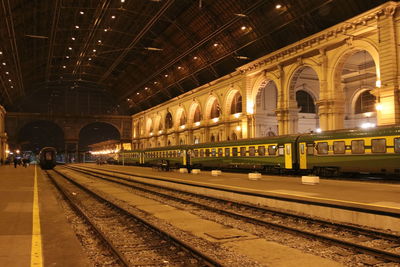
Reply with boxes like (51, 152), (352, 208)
(75, 25), (79, 29)
(5, 150), (10, 154)
(361, 122), (376, 129)
(364, 112), (372, 118)
(275, 4), (282, 9)
(177, 66), (182, 70)
(68, 47), (72, 50)
(0, 51), (2, 54)
(5, 71), (9, 74)
(136, 92), (140, 95)
(2, 62), (6, 65)
(62, 65), (66, 69)
(104, 28), (108, 32)
(111, 15), (116, 19)
(16, 150), (20, 154)
(212, 117), (219, 123)
(93, 49), (96, 52)
(180, 125), (186, 129)
(158, 130), (163, 134)
(376, 80), (381, 88)
(145, 87), (149, 90)
(194, 121), (201, 126)
(376, 103), (383, 111)
(98, 40), (102, 43)
(236, 126), (241, 131)
(66, 56), (70, 59)
(241, 26), (246, 30)
(316, 128), (322, 133)
(150, 132), (153, 136)
(88, 58), (92, 61)
(79, 11), (84, 15)
(233, 113), (241, 118)
(193, 56), (198, 60)
(213, 43), (218, 47)
(164, 74), (168, 77)
(71, 37), (75, 40)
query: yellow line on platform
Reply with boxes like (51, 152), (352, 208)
(31, 165), (43, 267)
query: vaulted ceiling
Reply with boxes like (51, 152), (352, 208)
(0, 0), (388, 115)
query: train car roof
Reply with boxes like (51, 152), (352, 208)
(298, 125), (400, 142)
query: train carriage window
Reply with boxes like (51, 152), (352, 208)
(258, 146), (266, 156)
(249, 146), (256, 156)
(351, 140), (365, 154)
(395, 138), (400, 153)
(211, 148), (216, 157)
(218, 148), (223, 157)
(307, 144), (314, 155)
(372, 139), (386, 153)
(225, 148), (230, 157)
(205, 149), (210, 157)
(194, 150), (199, 157)
(240, 147), (246, 156)
(172, 151), (176, 157)
(317, 142), (328, 154)
(232, 147), (238, 156)
(333, 141), (345, 154)
(268, 145), (277, 155)
(177, 150), (181, 157)
(278, 146), (284, 155)
(200, 149), (204, 157)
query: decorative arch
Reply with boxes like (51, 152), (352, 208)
(175, 107), (187, 127)
(145, 118), (153, 134)
(165, 111), (173, 129)
(330, 39), (380, 93)
(224, 89), (243, 116)
(286, 62), (321, 104)
(251, 71), (280, 109)
(188, 101), (202, 124)
(351, 86), (376, 115)
(154, 115), (162, 132)
(204, 95), (222, 120)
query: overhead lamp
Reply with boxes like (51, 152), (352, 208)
(68, 47), (72, 50)
(236, 126), (241, 131)
(80, 11), (84, 15)
(177, 66), (182, 70)
(154, 81), (158, 84)
(2, 62), (6, 65)
(241, 26), (247, 30)
(193, 56), (198, 60)
(275, 4), (282, 9)
(111, 15), (116, 19)
(0, 51), (2, 54)
(8, 79), (11, 82)
(88, 58), (92, 61)
(145, 87), (149, 90)
(213, 43), (218, 47)
(212, 117), (219, 123)
(75, 25), (80, 29)
(71, 37), (75, 40)
(93, 49), (96, 52)
(316, 128), (322, 133)
(98, 40), (102, 43)
(233, 113), (241, 118)
(145, 47), (163, 51)
(136, 92), (140, 95)
(5, 71), (9, 74)
(10, 86), (13, 88)
(104, 28), (108, 32)
(66, 56), (70, 58)
(234, 13), (247, 17)
(361, 122), (375, 129)
(121, 0), (125, 2)
(164, 74), (168, 77)
(158, 130), (163, 134)
(62, 65), (66, 69)
(180, 125), (186, 129)
(235, 56), (250, 60)
(194, 121), (201, 126)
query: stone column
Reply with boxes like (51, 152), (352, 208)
(374, 5), (400, 125)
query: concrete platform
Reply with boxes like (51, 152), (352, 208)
(0, 164), (90, 266)
(75, 163), (400, 232)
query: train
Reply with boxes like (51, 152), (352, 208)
(117, 125), (400, 177)
(38, 147), (57, 170)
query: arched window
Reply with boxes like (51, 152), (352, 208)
(210, 135), (215, 142)
(193, 106), (201, 122)
(165, 112), (173, 129)
(355, 90), (376, 114)
(210, 100), (221, 119)
(194, 137), (199, 144)
(231, 132), (237, 140)
(296, 90), (315, 113)
(179, 113), (186, 126)
(180, 139), (184, 145)
(230, 92), (242, 114)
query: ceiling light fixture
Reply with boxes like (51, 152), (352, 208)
(145, 47), (163, 51)
(10, 86), (13, 88)
(241, 26), (246, 30)
(193, 56), (198, 60)
(71, 37), (76, 40)
(121, 0), (125, 2)
(2, 62), (6, 65)
(111, 15), (116, 19)
(104, 28), (108, 32)
(62, 65), (66, 69)
(136, 92), (140, 95)
(177, 66), (182, 70)
(93, 49), (96, 52)
(80, 11), (84, 15)
(234, 13), (247, 17)
(5, 71), (9, 74)
(275, 4), (282, 9)
(98, 40), (102, 43)
(75, 25), (80, 29)
(88, 58), (92, 61)
(8, 79), (11, 82)
(68, 47), (72, 50)
(145, 87), (149, 90)
(154, 81), (158, 84)
(0, 51), (2, 54)
(164, 74), (168, 77)
(213, 43), (218, 47)
(66, 56), (69, 58)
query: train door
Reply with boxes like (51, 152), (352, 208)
(299, 142), (307, 169)
(139, 152), (144, 165)
(284, 143), (293, 169)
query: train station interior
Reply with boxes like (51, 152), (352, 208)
(1, 1), (400, 266)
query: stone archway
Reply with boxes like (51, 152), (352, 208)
(254, 80), (278, 137)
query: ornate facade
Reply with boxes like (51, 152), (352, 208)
(132, 2), (400, 149)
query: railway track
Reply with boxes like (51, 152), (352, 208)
(63, 165), (400, 265)
(45, 169), (224, 267)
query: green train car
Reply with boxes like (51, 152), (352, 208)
(119, 125), (400, 177)
(117, 150), (143, 165)
(297, 125), (400, 176)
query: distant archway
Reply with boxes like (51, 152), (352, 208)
(79, 122), (120, 152)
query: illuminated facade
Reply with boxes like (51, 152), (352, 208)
(131, 2), (399, 149)
(0, 105), (7, 162)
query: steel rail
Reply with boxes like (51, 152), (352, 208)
(45, 170), (131, 267)
(52, 168), (223, 267)
(65, 165), (400, 263)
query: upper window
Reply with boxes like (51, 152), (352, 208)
(296, 90), (315, 113)
(240, 147), (246, 156)
(355, 90), (376, 114)
(193, 106), (201, 123)
(230, 92), (242, 114)
(249, 146), (255, 156)
(351, 140), (365, 154)
(258, 146), (266, 156)
(165, 112), (173, 129)
(372, 139), (386, 153)
(225, 148), (230, 157)
(232, 147), (238, 156)
(268, 145), (277, 155)
(210, 100), (221, 119)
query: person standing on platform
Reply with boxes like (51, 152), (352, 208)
(0, 158), (3, 166)
(13, 157), (18, 168)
